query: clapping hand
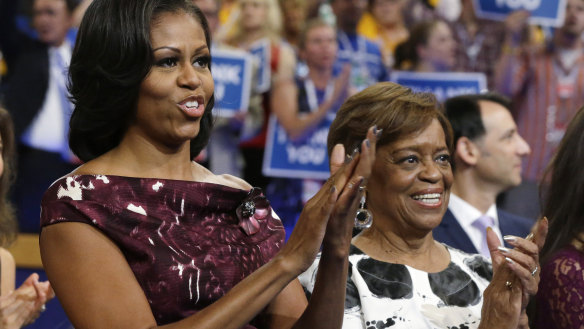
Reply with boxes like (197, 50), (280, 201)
(479, 218), (548, 329)
(0, 273), (55, 329)
(279, 125), (379, 274)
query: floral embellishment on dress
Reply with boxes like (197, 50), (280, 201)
(236, 187), (270, 235)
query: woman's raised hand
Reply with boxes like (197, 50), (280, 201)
(278, 125), (379, 274)
(331, 63), (351, 102)
(479, 218), (548, 329)
(0, 273), (55, 329)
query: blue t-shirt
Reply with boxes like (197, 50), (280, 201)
(335, 31), (389, 92)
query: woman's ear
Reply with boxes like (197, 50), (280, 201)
(455, 136), (479, 166)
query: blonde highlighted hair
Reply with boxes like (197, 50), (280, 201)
(219, 0), (283, 45)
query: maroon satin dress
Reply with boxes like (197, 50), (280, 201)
(40, 175), (285, 326)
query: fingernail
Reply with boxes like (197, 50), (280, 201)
(503, 235), (517, 243)
(505, 257), (515, 265)
(351, 148), (359, 157)
(345, 154), (353, 164)
(330, 185), (337, 193)
(525, 232), (534, 241)
(375, 128), (383, 139)
(365, 139), (370, 148)
(372, 125), (378, 135)
(498, 246), (511, 254)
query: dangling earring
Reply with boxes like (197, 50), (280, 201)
(354, 189), (372, 229)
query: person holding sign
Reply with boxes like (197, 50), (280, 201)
(219, 0), (298, 191)
(389, 19), (488, 103)
(39, 0), (379, 328)
(300, 82), (547, 329)
(265, 19), (350, 239)
(451, 0), (507, 90)
(494, 0), (584, 220)
(195, 0), (249, 178)
(274, 19), (350, 140)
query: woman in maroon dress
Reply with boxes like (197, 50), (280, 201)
(38, 0), (378, 328)
(535, 105), (584, 328)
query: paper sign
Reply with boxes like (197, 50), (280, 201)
(390, 71), (487, 102)
(249, 38), (271, 93)
(212, 48), (253, 117)
(262, 113), (335, 180)
(473, 0), (567, 27)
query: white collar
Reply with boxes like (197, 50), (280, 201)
(448, 193), (498, 226)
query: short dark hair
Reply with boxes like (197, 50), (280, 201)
(444, 92), (512, 145)
(444, 92), (512, 171)
(68, 0), (214, 162)
(65, 0), (77, 13)
(327, 82), (453, 157)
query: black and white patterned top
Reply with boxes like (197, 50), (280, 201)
(299, 244), (492, 329)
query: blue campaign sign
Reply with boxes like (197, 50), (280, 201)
(473, 0), (567, 27)
(211, 48), (252, 118)
(249, 38), (272, 94)
(390, 71), (487, 102)
(263, 113), (335, 180)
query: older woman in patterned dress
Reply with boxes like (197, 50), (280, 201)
(301, 82), (547, 329)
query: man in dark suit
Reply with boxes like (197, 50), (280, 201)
(433, 93), (534, 257)
(0, 0), (78, 232)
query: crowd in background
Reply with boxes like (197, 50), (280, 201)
(198, 0), (581, 235)
(2, 0), (583, 229)
(199, 0), (584, 230)
(0, 0), (584, 327)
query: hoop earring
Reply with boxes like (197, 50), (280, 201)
(354, 192), (373, 229)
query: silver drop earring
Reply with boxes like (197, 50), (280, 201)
(354, 191), (373, 229)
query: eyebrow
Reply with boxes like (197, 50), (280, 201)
(391, 145), (450, 154)
(498, 127), (516, 139)
(152, 45), (208, 53)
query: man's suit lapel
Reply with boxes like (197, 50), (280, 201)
(439, 209), (479, 254)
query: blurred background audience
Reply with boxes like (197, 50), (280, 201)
(358, 0), (409, 71)
(0, 107), (54, 328)
(1, 0), (583, 326)
(394, 19), (456, 72)
(0, 0), (78, 234)
(219, 0), (297, 191)
(494, 0), (584, 219)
